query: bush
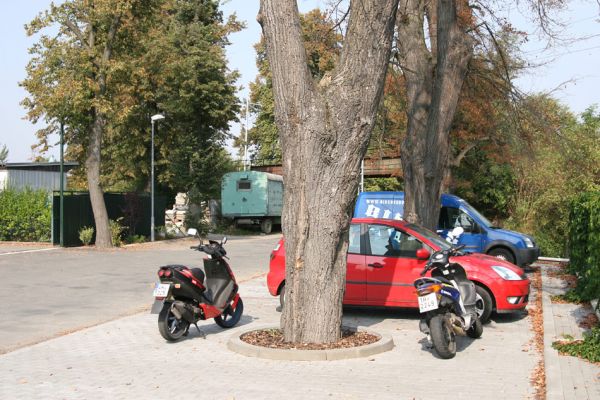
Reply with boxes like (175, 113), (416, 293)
(568, 191), (600, 301)
(125, 234), (146, 244)
(553, 326), (600, 363)
(0, 187), (51, 241)
(109, 218), (125, 247)
(79, 226), (94, 246)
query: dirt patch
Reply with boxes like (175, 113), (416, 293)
(579, 312), (599, 330)
(528, 266), (546, 400)
(240, 328), (379, 350)
(547, 268), (577, 289)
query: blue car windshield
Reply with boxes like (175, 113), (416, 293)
(406, 223), (451, 250)
(461, 202), (493, 228)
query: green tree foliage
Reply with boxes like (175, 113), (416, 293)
(102, 0), (242, 204)
(21, 0), (240, 207)
(505, 99), (600, 256)
(0, 188), (51, 242)
(239, 9), (341, 164)
(453, 147), (515, 222)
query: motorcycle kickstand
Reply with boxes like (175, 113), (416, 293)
(193, 322), (206, 338)
(425, 334), (433, 349)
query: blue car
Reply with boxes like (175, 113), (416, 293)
(354, 192), (540, 266)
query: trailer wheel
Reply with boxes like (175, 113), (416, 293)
(261, 219), (273, 234)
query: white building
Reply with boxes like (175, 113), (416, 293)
(0, 162), (78, 191)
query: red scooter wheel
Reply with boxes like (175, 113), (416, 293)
(215, 297), (244, 328)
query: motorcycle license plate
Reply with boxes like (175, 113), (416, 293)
(153, 283), (171, 298)
(418, 293), (438, 313)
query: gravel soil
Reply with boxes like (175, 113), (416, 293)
(240, 328), (379, 350)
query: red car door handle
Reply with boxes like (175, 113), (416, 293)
(368, 263), (384, 268)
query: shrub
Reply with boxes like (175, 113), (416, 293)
(109, 218), (125, 247)
(125, 234), (146, 244)
(553, 326), (600, 363)
(568, 191), (600, 301)
(79, 226), (94, 246)
(0, 187), (51, 241)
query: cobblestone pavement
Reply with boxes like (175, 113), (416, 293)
(0, 276), (538, 400)
(540, 264), (600, 400)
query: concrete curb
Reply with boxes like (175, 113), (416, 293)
(541, 268), (565, 400)
(227, 325), (394, 361)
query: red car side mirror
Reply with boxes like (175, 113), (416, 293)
(416, 248), (430, 260)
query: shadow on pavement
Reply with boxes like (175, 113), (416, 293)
(492, 310), (529, 324)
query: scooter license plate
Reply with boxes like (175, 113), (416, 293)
(153, 283), (171, 298)
(418, 293), (438, 313)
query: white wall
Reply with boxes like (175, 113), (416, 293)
(4, 170), (65, 191)
(0, 170), (7, 190)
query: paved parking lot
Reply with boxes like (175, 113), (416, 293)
(0, 235), (279, 353)
(4, 237), (598, 399)
(0, 276), (538, 400)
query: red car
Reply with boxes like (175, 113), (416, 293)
(267, 218), (530, 322)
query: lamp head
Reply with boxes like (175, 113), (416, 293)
(151, 114), (165, 122)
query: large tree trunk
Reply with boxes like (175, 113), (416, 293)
(87, 111), (112, 248)
(398, 0), (473, 229)
(259, 0), (399, 343)
(83, 15), (121, 248)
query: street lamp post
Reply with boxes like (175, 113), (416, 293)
(150, 114), (165, 241)
(60, 121), (65, 247)
(244, 97), (249, 171)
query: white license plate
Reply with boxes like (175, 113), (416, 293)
(418, 292), (438, 313)
(153, 283), (171, 298)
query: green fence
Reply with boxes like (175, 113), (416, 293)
(52, 192), (167, 246)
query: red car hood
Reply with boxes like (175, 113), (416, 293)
(451, 252), (526, 276)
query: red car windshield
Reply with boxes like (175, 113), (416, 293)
(405, 223), (451, 251)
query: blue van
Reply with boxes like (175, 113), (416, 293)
(354, 192), (540, 266)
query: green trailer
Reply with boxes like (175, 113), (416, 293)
(221, 171), (283, 233)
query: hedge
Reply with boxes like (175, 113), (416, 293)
(568, 191), (600, 301)
(0, 187), (51, 242)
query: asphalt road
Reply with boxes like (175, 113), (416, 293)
(0, 235), (280, 353)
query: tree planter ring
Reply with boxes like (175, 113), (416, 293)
(227, 325), (394, 361)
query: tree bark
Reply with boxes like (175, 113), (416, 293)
(398, 0), (473, 229)
(87, 109), (112, 248)
(259, 0), (399, 343)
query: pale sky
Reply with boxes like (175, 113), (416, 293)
(0, 0), (598, 162)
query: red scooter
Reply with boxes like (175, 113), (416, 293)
(151, 234), (243, 341)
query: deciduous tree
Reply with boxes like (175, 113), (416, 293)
(22, 0), (160, 247)
(259, 0), (399, 343)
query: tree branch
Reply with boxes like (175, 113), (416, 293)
(450, 136), (489, 167)
(102, 14), (122, 65)
(63, 18), (90, 50)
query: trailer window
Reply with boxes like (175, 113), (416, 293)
(237, 180), (251, 191)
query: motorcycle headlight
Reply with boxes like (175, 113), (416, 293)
(492, 265), (523, 280)
(524, 238), (534, 248)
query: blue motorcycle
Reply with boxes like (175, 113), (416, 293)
(414, 242), (483, 359)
